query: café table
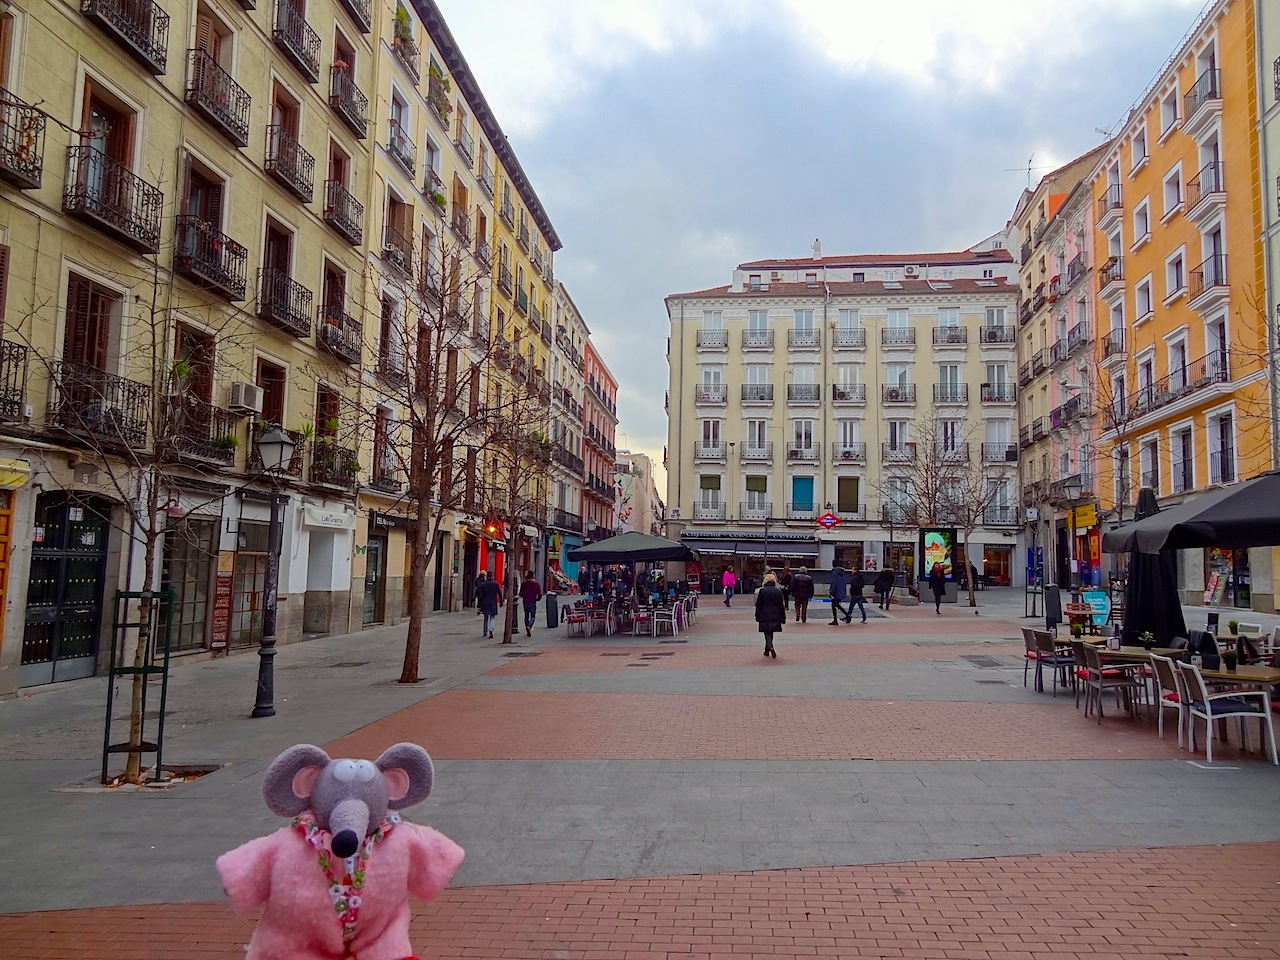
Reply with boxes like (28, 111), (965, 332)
(1198, 664), (1280, 687)
(1064, 603), (1101, 635)
(1096, 645), (1184, 662)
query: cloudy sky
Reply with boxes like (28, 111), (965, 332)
(441, 0), (1207, 493)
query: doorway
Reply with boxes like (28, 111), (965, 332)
(20, 493), (110, 686)
(462, 535), (478, 607)
(432, 532), (446, 611)
(363, 533), (386, 625)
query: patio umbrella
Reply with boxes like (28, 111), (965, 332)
(1120, 488), (1187, 647)
(1101, 470), (1280, 554)
(567, 531), (697, 564)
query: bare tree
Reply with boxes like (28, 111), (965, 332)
(939, 446), (1017, 608)
(1094, 372), (1138, 524)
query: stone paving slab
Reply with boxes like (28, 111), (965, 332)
(4, 842), (1279, 959)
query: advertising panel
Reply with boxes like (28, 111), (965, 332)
(919, 527), (957, 580)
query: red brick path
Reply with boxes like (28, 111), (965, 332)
(5, 842), (1278, 959)
(327, 689), (1183, 762)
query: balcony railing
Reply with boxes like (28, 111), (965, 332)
(740, 442), (772, 462)
(174, 215), (247, 301)
(310, 442), (358, 489)
(552, 508), (583, 533)
(376, 352), (406, 386)
(693, 441), (726, 461)
(981, 442), (1017, 463)
(881, 327), (916, 346)
(48, 362), (151, 449)
(1171, 463), (1193, 494)
(1097, 183), (1122, 222)
(63, 146), (163, 253)
(980, 325), (1014, 344)
(983, 505), (1020, 526)
(517, 222), (530, 251)
(787, 383), (821, 402)
(882, 384), (915, 403)
(382, 221), (412, 275)
(742, 330), (774, 349)
(0, 342), (28, 421)
(1031, 417), (1046, 440)
(265, 125), (314, 201)
(695, 384), (727, 404)
(1020, 239), (1032, 264)
(833, 328), (866, 348)
(832, 383), (866, 402)
(257, 268), (312, 338)
(932, 326), (967, 346)
(881, 503), (917, 525)
(329, 67), (368, 137)
(786, 443), (818, 462)
(169, 395), (238, 464)
(1032, 349), (1046, 375)
(0, 89), (45, 190)
(1103, 328), (1126, 359)
(1140, 469), (1160, 491)
(1018, 363), (1032, 386)
(1187, 160), (1224, 212)
(935, 442), (969, 462)
(323, 180), (363, 246)
(933, 383), (968, 404)
(1067, 322), (1090, 354)
(388, 119), (415, 174)
(786, 502), (817, 520)
(1032, 285), (1046, 312)
(451, 203), (472, 244)
(739, 503), (772, 522)
(788, 329), (820, 349)
(1189, 254), (1227, 302)
(1018, 426), (1031, 449)
(881, 443), (916, 464)
(186, 50), (250, 146)
(1184, 68), (1221, 122)
(980, 383), (1015, 403)
(832, 442), (866, 464)
(1067, 252), (1086, 286)
(1019, 301), (1033, 325)
(740, 384), (773, 402)
(693, 502), (725, 521)
(1210, 448), (1235, 485)
(696, 330), (727, 349)
(515, 286), (528, 315)
(247, 423), (305, 478)
(498, 264), (513, 297)
(318, 303), (362, 365)
(479, 162), (495, 198)
(272, 0), (320, 82)
(455, 121), (474, 164)
(476, 242), (492, 270)
(500, 198), (514, 228)
(392, 35), (420, 81)
(1050, 340), (1068, 364)
(82, 0), (169, 74)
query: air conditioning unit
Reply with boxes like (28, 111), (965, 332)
(229, 382), (264, 415)
(841, 450), (855, 460)
(669, 508), (681, 519)
(788, 449), (800, 459)
(904, 265), (919, 276)
(1005, 446), (1019, 462)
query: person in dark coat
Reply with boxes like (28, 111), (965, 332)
(791, 566), (815, 623)
(519, 571), (543, 638)
(779, 565), (793, 611)
(476, 571), (503, 638)
(828, 565), (850, 625)
(848, 569), (868, 623)
(754, 571), (786, 658)
(927, 561), (947, 614)
(873, 569), (895, 609)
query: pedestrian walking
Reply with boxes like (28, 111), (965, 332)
(476, 571), (503, 638)
(779, 565), (793, 612)
(791, 566), (815, 623)
(722, 568), (737, 606)
(928, 561), (947, 615)
(755, 571), (785, 658)
(848, 569), (868, 623)
(874, 568), (895, 609)
(828, 565), (850, 625)
(519, 571), (543, 638)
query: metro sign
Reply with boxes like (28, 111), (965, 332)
(815, 512), (842, 529)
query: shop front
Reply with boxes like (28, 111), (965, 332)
(982, 545), (1013, 586)
(883, 541), (915, 580)
(1204, 546), (1251, 608)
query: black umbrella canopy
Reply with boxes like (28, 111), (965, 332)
(1120, 487), (1187, 646)
(567, 531), (696, 564)
(1101, 471), (1280, 554)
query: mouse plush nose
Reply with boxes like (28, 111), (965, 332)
(327, 797), (371, 859)
(332, 829), (359, 858)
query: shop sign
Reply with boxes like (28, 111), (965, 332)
(1070, 503), (1097, 529)
(303, 506), (355, 530)
(370, 511), (414, 532)
(210, 551), (234, 651)
(815, 512), (842, 529)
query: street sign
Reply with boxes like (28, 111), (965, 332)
(816, 512), (842, 529)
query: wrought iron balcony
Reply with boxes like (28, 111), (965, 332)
(832, 328), (866, 348)
(933, 383), (968, 404)
(388, 119), (415, 174)
(932, 326), (968, 346)
(695, 384), (728, 403)
(0, 89), (45, 190)
(265, 125), (314, 201)
(272, 0), (320, 82)
(696, 330), (727, 349)
(881, 327), (916, 346)
(392, 35), (420, 81)
(1033, 219), (1048, 245)
(1183, 67), (1221, 126)
(1032, 350), (1046, 375)
(382, 221), (412, 275)
(981, 442), (1017, 463)
(186, 50), (250, 146)
(1189, 254), (1228, 304)
(418, 261), (442, 302)
(936, 442), (969, 462)
(740, 442), (772, 462)
(476, 241), (493, 270)
(979, 325), (1014, 344)
(693, 441), (726, 461)
(1019, 239), (1032, 264)
(336, 0), (371, 33)
(1019, 301), (1033, 325)
(1067, 322), (1090, 354)
(787, 383), (821, 403)
(1050, 340), (1068, 364)
(1103, 328), (1126, 359)
(174, 215), (247, 301)
(739, 503), (772, 522)
(831, 383), (866, 402)
(742, 330), (774, 349)
(63, 146), (163, 253)
(832, 442), (866, 464)
(479, 161), (495, 198)
(1031, 417), (1046, 441)
(786, 502), (817, 520)
(82, 0), (169, 74)
(1067, 252), (1087, 286)
(515, 286), (528, 315)
(329, 67), (368, 137)
(552, 508), (583, 532)
(882, 383), (915, 403)
(786, 443), (818, 462)
(427, 72), (450, 127)
(318, 303), (362, 365)
(47, 361), (151, 449)
(455, 121), (474, 165)
(323, 180), (363, 245)
(248, 422), (305, 478)
(788, 328), (820, 349)
(257, 268), (312, 338)
(0, 341), (28, 422)
(310, 441), (358, 489)
(1187, 160), (1225, 217)
(880, 502), (917, 524)
(517, 222), (530, 251)
(983, 505), (1020, 526)
(168, 395), (238, 464)
(1096, 183), (1122, 224)
(1210, 448), (1235, 485)
(1018, 426), (1031, 449)
(371, 462), (402, 493)
(1018, 363), (1032, 386)
(980, 383), (1015, 403)
(881, 442), (916, 464)
(1031, 284), (1046, 312)
(377, 352), (406, 386)
(500, 197), (514, 228)
(450, 203), (471, 243)
(497, 264), (513, 297)
(692, 502), (725, 521)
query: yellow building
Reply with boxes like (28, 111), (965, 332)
(0, 0), (376, 694)
(1092, 0), (1270, 608)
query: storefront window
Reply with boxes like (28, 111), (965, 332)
(1205, 547), (1250, 608)
(834, 543), (863, 572)
(884, 542), (914, 579)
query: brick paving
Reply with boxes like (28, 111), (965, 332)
(328, 689), (1186, 762)
(4, 842), (1279, 959)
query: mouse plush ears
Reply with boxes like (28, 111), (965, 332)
(261, 742), (435, 816)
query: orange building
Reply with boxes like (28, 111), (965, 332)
(1092, 0), (1270, 609)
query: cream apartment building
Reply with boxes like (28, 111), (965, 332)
(665, 243), (1024, 587)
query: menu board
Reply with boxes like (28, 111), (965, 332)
(210, 550), (234, 652)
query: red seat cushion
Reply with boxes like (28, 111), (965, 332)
(1075, 667), (1126, 679)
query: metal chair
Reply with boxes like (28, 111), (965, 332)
(1149, 654), (1188, 746)
(1177, 660), (1278, 764)
(1079, 643), (1144, 722)
(1033, 630), (1074, 697)
(1021, 628), (1040, 688)
(653, 605), (678, 638)
(565, 604), (591, 638)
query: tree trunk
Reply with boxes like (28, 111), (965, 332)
(400, 517), (432, 683)
(501, 528), (516, 643)
(123, 508), (159, 784)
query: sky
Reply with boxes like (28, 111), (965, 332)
(439, 0), (1209, 496)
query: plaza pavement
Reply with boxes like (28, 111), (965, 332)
(2, 589), (1279, 958)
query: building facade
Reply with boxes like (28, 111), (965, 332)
(665, 245), (1023, 587)
(547, 282), (587, 585)
(1091, 0), (1271, 609)
(616, 450), (664, 537)
(1257, 0), (1280, 475)
(582, 341), (617, 542)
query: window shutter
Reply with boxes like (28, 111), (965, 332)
(0, 243), (9, 333)
(195, 13), (215, 56)
(207, 179), (224, 229)
(64, 275), (93, 365)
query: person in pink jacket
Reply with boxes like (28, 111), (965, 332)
(721, 568), (737, 606)
(217, 742), (464, 960)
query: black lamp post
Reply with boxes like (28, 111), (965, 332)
(252, 427), (295, 719)
(1062, 476), (1083, 598)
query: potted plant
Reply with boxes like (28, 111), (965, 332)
(393, 4), (413, 43)
(1227, 618), (1239, 635)
(1070, 623), (1084, 639)
(1223, 648), (1238, 672)
(1138, 630), (1155, 651)
(430, 190), (447, 211)
(213, 434), (239, 452)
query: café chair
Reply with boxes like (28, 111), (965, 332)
(1021, 628), (1040, 688)
(1239, 622), (1263, 636)
(1080, 643), (1144, 722)
(653, 605), (678, 638)
(1176, 660), (1278, 765)
(1237, 635), (1264, 665)
(1149, 654), (1188, 746)
(1205, 612), (1220, 633)
(1034, 631), (1075, 697)
(565, 605), (591, 638)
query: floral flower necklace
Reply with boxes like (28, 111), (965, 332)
(294, 812), (401, 947)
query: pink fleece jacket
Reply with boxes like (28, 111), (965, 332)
(217, 821), (464, 960)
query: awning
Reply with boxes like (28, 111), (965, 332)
(757, 542), (818, 560)
(683, 538), (737, 555)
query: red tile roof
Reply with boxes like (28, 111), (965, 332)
(667, 278), (1018, 300)
(737, 247), (1013, 270)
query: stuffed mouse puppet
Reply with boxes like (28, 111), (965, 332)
(217, 742), (464, 960)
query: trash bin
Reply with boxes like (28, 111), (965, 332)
(545, 591), (559, 628)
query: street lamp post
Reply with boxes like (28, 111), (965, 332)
(252, 427), (295, 719)
(1062, 476), (1083, 599)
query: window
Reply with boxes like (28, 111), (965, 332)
(378, 295), (405, 375)
(937, 307), (959, 327)
(700, 419), (721, 444)
(1171, 426), (1193, 492)
(745, 419), (767, 446)
(1165, 250), (1186, 299)
(1131, 125), (1148, 171)
(793, 309), (814, 332)
(837, 419), (860, 444)
(887, 308), (908, 328)
(63, 273), (121, 370)
(1211, 413), (1235, 484)
(83, 79), (136, 170)
(838, 308), (859, 328)
(748, 274), (762, 291)
(985, 307), (1006, 327)
(790, 475), (814, 511)
(744, 475), (768, 509)
(986, 362), (1008, 385)
(1134, 277), (1153, 321)
(982, 268), (994, 279)
(1114, 446), (1132, 504)
(835, 363), (859, 385)
(698, 474), (721, 506)
(702, 310), (722, 331)
(940, 420), (961, 451)
(1160, 86), (1179, 136)
(792, 363), (816, 385)
(1132, 199), (1150, 247)
(1168, 340), (1187, 390)
(851, 272), (865, 282)
(804, 272), (818, 287)
(744, 364), (766, 385)
(1162, 166), (1182, 216)
(747, 309), (768, 331)
(1140, 439), (1159, 491)
(885, 363), (909, 387)
(836, 476), (859, 513)
(887, 419), (909, 448)
(792, 419), (814, 449)
(256, 358), (286, 425)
